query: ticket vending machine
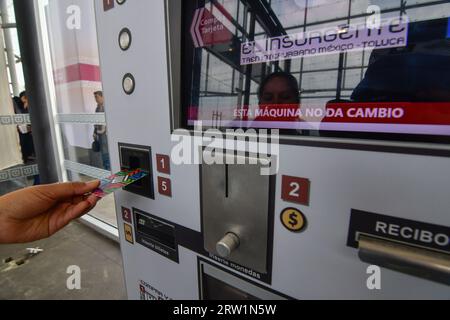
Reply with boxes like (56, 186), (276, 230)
(94, 0), (450, 299)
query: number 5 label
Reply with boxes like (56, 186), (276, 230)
(281, 176), (310, 206)
(158, 177), (172, 197)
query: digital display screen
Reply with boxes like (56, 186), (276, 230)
(180, 0), (450, 143)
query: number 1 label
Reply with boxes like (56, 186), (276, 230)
(156, 154), (171, 175)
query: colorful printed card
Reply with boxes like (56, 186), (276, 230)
(93, 169), (147, 198)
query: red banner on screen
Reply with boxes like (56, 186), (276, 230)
(188, 102), (450, 126)
(252, 104), (301, 122)
(323, 102), (450, 125)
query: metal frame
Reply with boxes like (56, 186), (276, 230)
(56, 113), (107, 125)
(79, 214), (119, 243)
(63, 160), (111, 180)
(165, 0), (182, 133)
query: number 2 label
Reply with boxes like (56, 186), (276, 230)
(122, 207), (132, 224)
(289, 182), (300, 198)
(282, 176), (310, 206)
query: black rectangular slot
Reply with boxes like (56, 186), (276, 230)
(133, 209), (179, 263)
(119, 143), (154, 199)
(136, 213), (176, 250)
(202, 274), (259, 300)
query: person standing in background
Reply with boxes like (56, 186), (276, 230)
(12, 96), (29, 163)
(93, 91), (110, 171)
(18, 91), (40, 185)
(15, 92), (35, 163)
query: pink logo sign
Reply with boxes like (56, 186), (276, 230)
(190, 8), (233, 48)
(103, 0), (114, 11)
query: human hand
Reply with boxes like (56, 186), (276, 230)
(0, 181), (100, 244)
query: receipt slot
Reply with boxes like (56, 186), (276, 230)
(358, 235), (450, 285)
(201, 155), (274, 274)
(348, 210), (450, 285)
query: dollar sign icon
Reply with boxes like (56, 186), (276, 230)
(289, 213), (298, 228)
(281, 208), (306, 232)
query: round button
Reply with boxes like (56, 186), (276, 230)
(122, 73), (135, 95)
(216, 233), (240, 258)
(118, 28), (132, 51)
(280, 208), (307, 232)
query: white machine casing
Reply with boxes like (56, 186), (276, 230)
(94, 0), (450, 300)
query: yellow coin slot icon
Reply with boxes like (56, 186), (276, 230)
(124, 223), (134, 244)
(281, 208), (307, 233)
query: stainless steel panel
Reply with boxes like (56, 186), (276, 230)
(202, 155), (270, 273)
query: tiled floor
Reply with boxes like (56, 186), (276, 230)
(0, 221), (127, 300)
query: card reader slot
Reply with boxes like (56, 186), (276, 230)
(119, 143), (154, 199)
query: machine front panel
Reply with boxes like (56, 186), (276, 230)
(94, 0), (450, 300)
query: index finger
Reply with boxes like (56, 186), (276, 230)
(38, 181), (101, 201)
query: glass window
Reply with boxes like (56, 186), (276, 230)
(179, 0), (450, 143)
(37, 0), (116, 227)
(351, 0), (401, 15)
(0, 0), (38, 196)
(407, 4), (450, 23)
(306, 0), (351, 24)
(59, 123), (109, 171)
(302, 70), (338, 91)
